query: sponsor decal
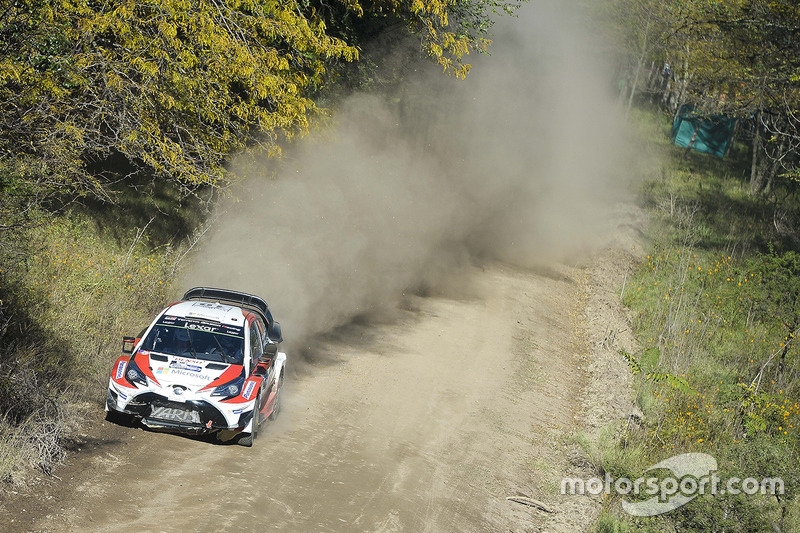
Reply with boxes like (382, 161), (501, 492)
(186, 308), (223, 320)
(115, 361), (127, 380)
(242, 380), (256, 400)
(174, 369), (208, 379)
(154, 316), (245, 338)
(192, 302), (230, 310)
(187, 322), (216, 332)
(156, 367), (214, 380)
(232, 408), (245, 414)
(170, 360), (203, 372)
(167, 386), (189, 403)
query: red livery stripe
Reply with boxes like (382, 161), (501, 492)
(134, 352), (161, 386)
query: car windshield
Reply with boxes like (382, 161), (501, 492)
(141, 323), (245, 365)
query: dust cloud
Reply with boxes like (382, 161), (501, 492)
(184, 0), (632, 351)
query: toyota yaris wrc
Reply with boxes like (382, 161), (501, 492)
(105, 287), (286, 447)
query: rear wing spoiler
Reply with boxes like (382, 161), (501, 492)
(182, 286), (274, 324)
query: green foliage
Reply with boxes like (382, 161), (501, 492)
(596, 511), (634, 533)
(640, 346), (659, 373)
(599, 0), (800, 193)
(619, 347), (694, 394)
(0, 0), (359, 194)
(348, 0), (521, 78)
(619, 348), (642, 374)
(604, 0), (800, 116)
(600, 110), (800, 530)
(754, 249), (800, 330)
(646, 371), (693, 395)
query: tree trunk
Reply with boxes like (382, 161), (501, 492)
(672, 51), (692, 118)
(669, 52), (692, 121)
(750, 111), (766, 195)
(724, 119), (739, 158)
(647, 60), (659, 103)
(661, 75), (672, 109)
(764, 129), (787, 195)
(626, 10), (652, 120)
(683, 120), (704, 160)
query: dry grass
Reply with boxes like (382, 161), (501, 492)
(0, 184), (209, 487)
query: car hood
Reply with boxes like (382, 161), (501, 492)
(138, 351), (241, 392)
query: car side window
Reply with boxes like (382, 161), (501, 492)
(249, 321), (263, 367)
(255, 316), (267, 346)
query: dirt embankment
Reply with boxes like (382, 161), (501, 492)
(0, 204), (645, 533)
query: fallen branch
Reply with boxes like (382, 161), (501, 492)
(506, 496), (554, 513)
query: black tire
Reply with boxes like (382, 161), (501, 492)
(105, 409), (134, 427)
(254, 386), (264, 428)
(238, 388), (261, 447)
(237, 431), (253, 447)
(268, 374), (283, 421)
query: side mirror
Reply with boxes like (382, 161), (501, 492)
(253, 359), (271, 377)
(267, 321), (282, 344)
(122, 336), (136, 354)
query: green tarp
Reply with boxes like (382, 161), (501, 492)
(671, 105), (737, 159)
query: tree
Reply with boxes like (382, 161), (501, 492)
(708, 0), (800, 194)
(0, 0), (525, 242)
(602, 0), (800, 194)
(672, 0), (800, 194)
(375, 0), (524, 78)
(0, 0), (358, 196)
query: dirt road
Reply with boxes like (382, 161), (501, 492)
(3, 250), (641, 533)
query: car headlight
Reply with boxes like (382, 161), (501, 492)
(124, 357), (148, 387)
(210, 375), (245, 399)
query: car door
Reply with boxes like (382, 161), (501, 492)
(249, 319), (271, 414)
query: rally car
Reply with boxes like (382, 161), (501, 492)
(105, 287), (286, 447)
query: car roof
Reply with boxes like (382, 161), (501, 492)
(163, 300), (250, 327)
(181, 287), (273, 325)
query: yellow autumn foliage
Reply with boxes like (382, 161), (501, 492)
(0, 0), (521, 196)
(0, 0), (358, 188)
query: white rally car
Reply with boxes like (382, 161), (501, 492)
(105, 287), (286, 447)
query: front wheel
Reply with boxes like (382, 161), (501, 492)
(105, 409), (135, 427)
(237, 430), (254, 447)
(238, 390), (260, 447)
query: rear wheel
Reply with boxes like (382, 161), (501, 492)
(254, 386), (264, 428)
(269, 374), (283, 421)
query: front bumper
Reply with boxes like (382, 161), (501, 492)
(107, 388), (253, 434)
